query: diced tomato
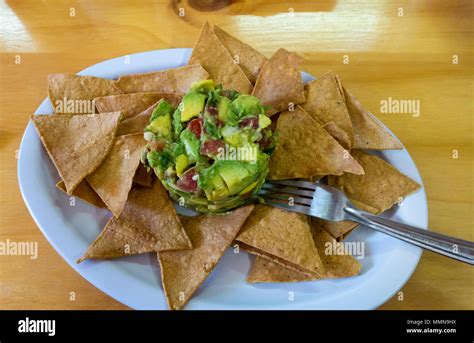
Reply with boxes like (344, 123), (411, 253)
(200, 139), (225, 157)
(187, 118), (203, 139)
(207, 105), (218, 117)
(257, 135), (272, 150)
(148, 140), (166, 152)
(239, 116), (259, 129)
(176, 168), (198, 192)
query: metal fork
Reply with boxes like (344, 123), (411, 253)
(259, 180), (474, 265)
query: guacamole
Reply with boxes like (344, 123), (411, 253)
(142, 79), (276, 213)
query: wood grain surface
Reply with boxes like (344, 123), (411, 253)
(0, 0), (472, 310)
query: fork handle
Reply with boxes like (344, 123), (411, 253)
(344, 207), (474, 265)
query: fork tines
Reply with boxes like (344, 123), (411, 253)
(258, 180), (316, 214)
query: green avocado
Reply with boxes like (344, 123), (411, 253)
(145, 112), (171, 139)
(202, 160), (260, 195)
(191, 79), (215, 93)
(218, 161), (249, 194)
(198, 166), (229, 201)
(150, 100), (174, 122)
(179, 129), (200, 163)
(172, 107), (184, 139)
(229, 95), (264, 120)
(258, 114), (271, 129)
(217, 96), (231, 122)
(180, 91), (206, 122)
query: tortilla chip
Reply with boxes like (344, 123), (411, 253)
(268, 106), (364, 179)
(311, 224), (362, 278)
(236, 205), (324, 276)
(56, 180), (106, 208)
(213, 25), (267, 84)
(328, 150), (421, 214)
(48, 74), (121, 114)
(87, 134), (146, 217)
(252, 48), (305, 115)
(116, 113), (150, 136)
(32, 112), (121, 194)
(189, 22), (252, 94)
(116, 98), (179, 136)
(133, 164), (153, 187)
(114, 65), (209, 94)
(158, 205), (255, 310)
(77, 181), (192, 262)
(308, 174), (325, 182)
(339, 229), (356, 242)
(343, 87), (402, 150)
(247, 257), (309, 283)
(301, 71), (354, 147)
(310, 217), (359, 241)
(247, 223), (361, 283)
(323, 121), (351, 149)
(94, 92), (182, 120)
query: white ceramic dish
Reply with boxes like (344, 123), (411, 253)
(18, 48), (427, 310)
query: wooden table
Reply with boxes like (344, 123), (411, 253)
(0, 0), (472, 310)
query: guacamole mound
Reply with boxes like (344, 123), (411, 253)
(141, 79), (276, 213)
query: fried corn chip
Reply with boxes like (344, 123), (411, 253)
(236, 205), (324, 276)
(48, 74), (122, 114)
(328, 150), (421, 214)
(268, 106), (364, 179)
(114, 65), (209, 94)
(56, 180), (106, 208)
(158, 206), (255, 310)
(301, 71), (354, 147)
(94, 92), (182, 120)
(213, 24), (267, 84)
(343, 87), (402, 150)
(189, 22), (252, 94)
(87, 134), (146, 217)
(78, 181), (191, 262)
(247, 223), (361, 283)
(252, 48), (305, 115)
(133, 164), (153, 187)
(32, 112), (121, 194)
(310, 217), (359, 241)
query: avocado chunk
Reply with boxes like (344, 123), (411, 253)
(175, 154), (189, 177)
(198, 167), (229, 201)
(258, 114), (271, 129)
(217, 96), (231, 122)
(229, 95), (264, 120)
(147, 150), (172, 178)
(172, 107), (184, 139)
(145, 113), (171, 139)
(179, 128), (200, 163)
(180, 91), (206, 122)
(191, 79), (215, 93)
(216, 160), (257, 195)
(150, 100), (174, 122)
(239, 180), (259, 195)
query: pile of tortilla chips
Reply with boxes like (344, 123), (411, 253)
(32, 22), (421, 310)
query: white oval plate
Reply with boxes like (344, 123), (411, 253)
(18, 48), (427, 310)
